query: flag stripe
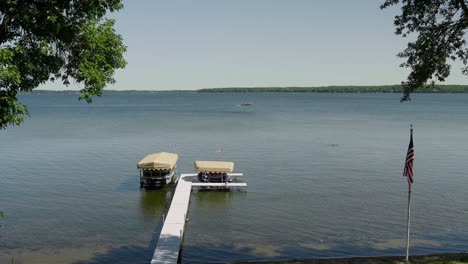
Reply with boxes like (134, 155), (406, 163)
(403, 132), (414, 185)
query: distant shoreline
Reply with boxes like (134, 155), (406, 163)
(231, 253), (468, 264)
(30, 84), (468, 93)
(198, 85), (468, 93)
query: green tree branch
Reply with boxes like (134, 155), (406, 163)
(382, 0), (468, 101)
(0, 0), (126, 129)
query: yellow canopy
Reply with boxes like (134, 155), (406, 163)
(138, 152), (178, 170)
(194, 161), (234, 173)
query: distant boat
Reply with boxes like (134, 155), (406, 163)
(240, 102), (254, 107)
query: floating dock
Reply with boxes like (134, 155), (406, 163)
(150, 173), (246, 264)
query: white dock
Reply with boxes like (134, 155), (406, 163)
(150, 173), (246, 264)
(191, 182), (247, 187)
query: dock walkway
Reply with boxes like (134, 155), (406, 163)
(150, 173), (246, 264)
(150, 174), (193, 263)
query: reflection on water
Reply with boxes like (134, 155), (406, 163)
(139, 187), (174, 218)
(192, 190), (246, 208)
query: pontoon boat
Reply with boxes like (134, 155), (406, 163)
(137, 152), (178, 188)
(193, 160), (246, 190)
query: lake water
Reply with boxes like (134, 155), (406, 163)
(1, 92), (467, 264)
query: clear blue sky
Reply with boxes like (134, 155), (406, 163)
(45, 0), (468, 90)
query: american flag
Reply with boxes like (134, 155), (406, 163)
(403, 129), (414, 185)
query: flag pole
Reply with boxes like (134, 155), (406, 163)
(405, 180), (411, 263)
(405, 124), (413, 263)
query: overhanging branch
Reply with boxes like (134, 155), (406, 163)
(457, 0), (468, 20)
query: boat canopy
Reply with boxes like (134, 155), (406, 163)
(194, 161), (234, 173)
(138, 152), (178, 170)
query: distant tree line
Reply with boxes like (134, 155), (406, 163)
(197, 85), (468, 93)
(29, 85), (468, 93)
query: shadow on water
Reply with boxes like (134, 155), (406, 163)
(182, 237), (468, 264)
(72, 187), (177, 264)
(71, 233), (468, 264)
(71, 183), (467, 264)
(70, 186), (465, 264)
(72, 244), (156, 264)
(70, 185), (177, 264)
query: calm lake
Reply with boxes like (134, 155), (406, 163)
(1, 92), (467, 264)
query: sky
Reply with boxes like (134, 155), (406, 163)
(44, 0), (468, 91)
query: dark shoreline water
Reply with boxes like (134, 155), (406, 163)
(1, 92), (468, 263)
(231, 253), (468, 264)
